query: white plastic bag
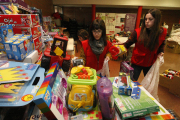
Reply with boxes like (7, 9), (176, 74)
(97, 59), (110, 77)
(141, 56), (164, 101)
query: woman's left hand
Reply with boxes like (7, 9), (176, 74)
(105, 56), (110, 61)
(158, 52), (164, 58)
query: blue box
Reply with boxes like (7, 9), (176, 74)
(21, 35), (35, 55)
(0, 25), (14, 43)
(4, 39), (18, 53)
(14, 34), (24, 37)
(6, 52), (14, 59)
(12, 40), (27, 60)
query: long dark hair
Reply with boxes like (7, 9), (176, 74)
(89, 19), (107, 46)
(139, 8), (161, 51)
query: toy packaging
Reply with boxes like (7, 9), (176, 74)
(33, 36), (42, 55)
(4, 40), (15, 59)
(21, 35), (35, 55)
(110, 77), (160, 119)
(34, 62), (66, 120)
(13, 25), (41, 39)
(0, 61), (45, 107)
(120, 61), (134, 80)
(12, 40), (27, 60)
(0, 25), (14, 43)
(0, 14), (40, 27)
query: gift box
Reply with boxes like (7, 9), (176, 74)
(13, 25), (41, 39)
(0, 14), (40, 27)
(0, 25), (14, 43)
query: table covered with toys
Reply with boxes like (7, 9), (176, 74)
(0, 32), (177, 120)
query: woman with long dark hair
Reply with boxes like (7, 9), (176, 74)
(80, 19), (112, 71)
(115, 8), (167, 81)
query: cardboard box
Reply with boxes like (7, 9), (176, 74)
(0, 25), (14, 43)
(165, 40), (180, 54)
(12, 40), (27, 60)
(159, 75), (172, 88)
(13, 25), (41, 39)
(169, 76), (180, 97)
(33, 37), (42, 54)
(21, 35), (35, 55)
(0, 14), (40, 27)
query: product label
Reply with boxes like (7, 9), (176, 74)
(19, 43), (24, 50)
(5, 44), (10, 50)
(12, 45), (17, 52)
(21, 94), (34, 102)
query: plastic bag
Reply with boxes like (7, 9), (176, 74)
(97, 59), (110, 77)
(141, 56), (164, 101)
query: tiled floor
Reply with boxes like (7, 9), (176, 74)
(75, 40), (180, 117)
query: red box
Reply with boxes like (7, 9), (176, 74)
(13, 25), (41, 38)
(33, 37), (42, 55)
(0, 14), (40, 27)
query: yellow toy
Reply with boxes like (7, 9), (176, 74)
(5, 3), (19, 15)
(0, 82), (24, 94)
(67, 85), (95, 112)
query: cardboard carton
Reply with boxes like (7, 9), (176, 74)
(165, 40), (180, 54)
(169, 76), (180, 97)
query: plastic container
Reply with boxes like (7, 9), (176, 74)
(97, 77), (115, 120)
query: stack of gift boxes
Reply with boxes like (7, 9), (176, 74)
(0, 14), (43, 60)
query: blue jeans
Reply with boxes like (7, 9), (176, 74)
(131, 64), (152, 81)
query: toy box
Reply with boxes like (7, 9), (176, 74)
(0, 25), (14, 43)
(113, 75), (132, 96)
(21, 35), (35, 55)
(13, 25), (41, 39)
(0, 61), (45, 106)
(33, 37), (42, 55)
(12, 40), (27, 60)
(34, 62), (66, 120)
(120, 61), (134, 80)
(110, 77), (160, 119)
(0, 14), (40, 28)
(4, 40), (15, 59)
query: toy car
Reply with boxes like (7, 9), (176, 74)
(41, 34), (71, 72)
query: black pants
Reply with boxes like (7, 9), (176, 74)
(131, 64), (152, 81)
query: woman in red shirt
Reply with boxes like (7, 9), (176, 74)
(115, 8), (167, 81)
(80, 19), (112, 71)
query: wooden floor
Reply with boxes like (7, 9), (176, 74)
(75, 40), (180, 117)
